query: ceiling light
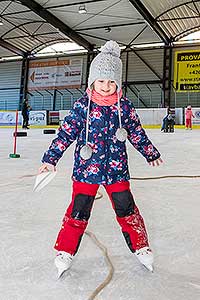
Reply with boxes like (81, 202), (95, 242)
(78, 5), (87, 14)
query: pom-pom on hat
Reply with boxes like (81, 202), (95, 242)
(88, 40), (122, 92)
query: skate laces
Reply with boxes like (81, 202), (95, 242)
(135, 247), (152, 256)
(56, 251), (73, 262)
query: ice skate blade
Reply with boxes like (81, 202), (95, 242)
(57, 268), (68, 279)
(33, 171), (57, 192)
(143, 264), (154, 272)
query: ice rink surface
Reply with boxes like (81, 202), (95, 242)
(0, 127), (200, 300)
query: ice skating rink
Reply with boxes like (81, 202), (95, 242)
(1, 127), (200, 300)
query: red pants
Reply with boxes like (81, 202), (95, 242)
(54, 181), (149, 255)
(186, 118), (192, 128)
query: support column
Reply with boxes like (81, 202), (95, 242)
(86, 51), (96, 88)
(19, 53), (29, 109)
(162, 46), (172, 108)
(124, 50), (129, 97)
(53, 89), (57, 111)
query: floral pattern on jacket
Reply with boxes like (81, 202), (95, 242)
(42, 93), (160, 185)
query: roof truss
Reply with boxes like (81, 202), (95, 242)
(0, 37), (25, 56)
(19, 0), (94, 51)
(128, 0), (171, 44)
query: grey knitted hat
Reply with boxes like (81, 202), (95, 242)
(88, 40), (122, 92)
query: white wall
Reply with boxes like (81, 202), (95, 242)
(59, 108), (168, 126)
(136, 108), (167, 125)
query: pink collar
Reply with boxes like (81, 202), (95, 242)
(86, 88), (122, 106)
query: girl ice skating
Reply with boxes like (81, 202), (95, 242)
(39, 40), (163, 277)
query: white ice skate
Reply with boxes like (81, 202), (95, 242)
(135, 247), (154, 272)
(54, 251), (73, 278)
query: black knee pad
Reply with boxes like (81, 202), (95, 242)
(71, 194), (95, 221)
(111, 190), (135, 217)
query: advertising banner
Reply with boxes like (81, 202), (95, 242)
(0, 111), (21, 125)
(28, 59), (83, 91)
(0, 111), (47, 126)
(174, 50), (200, 92)
(29, 111), (47, 125)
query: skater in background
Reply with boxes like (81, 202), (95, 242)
(22, 98), (31, 129)
(161, 110), (175, 132)
(39, 40), (163, 277)
(185, 105), (194, 130)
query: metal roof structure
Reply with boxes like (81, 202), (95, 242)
(0, 0), (200, 58)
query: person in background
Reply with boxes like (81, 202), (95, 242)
(38, 40), (163, 278)
(22, 99), (30, 129)
(161, 110), (175, 132)
(185, 105), (194, 130)
(161, 113), (169, 132)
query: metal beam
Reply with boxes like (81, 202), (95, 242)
(19, 0), (93, 51)
(156, 1), (198, 19)
(128, 0), (171, 45)
(125, 80), (162, 85)
(173, 25), (200, 41)
(19, 54), (29, 109)
(78, 31), (110, 43)
(162, 47), (172, 107)
(128, 25), (148, 46)
(79, 31), (127, 46)
(130, 48), (162, 80)
(127, 85), (148, 108)
(74, 22), (145, 31)
(124, 51), (129, 97)
(46, 0), (106, 9)
(192, 0), (200, 14)
(158, 15), (200, 22)
(0, 38), (25, 56)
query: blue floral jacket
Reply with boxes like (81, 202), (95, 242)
(42, 93), (160, 185)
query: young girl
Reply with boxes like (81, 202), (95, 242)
(39, 41), (163, 277)
(185, 105), (194, 130)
